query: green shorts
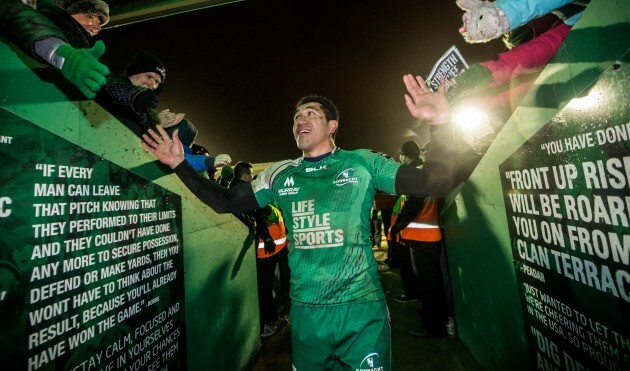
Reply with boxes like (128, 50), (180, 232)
(290, 300), (392, 371)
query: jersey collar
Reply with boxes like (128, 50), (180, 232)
(303, 147), (338, 162)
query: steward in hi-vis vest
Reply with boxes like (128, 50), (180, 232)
(390, 140), (448, 339)
(390, 195), (441, 242)
(257, 204), (288, 259)
(255, 204), (289, 338)
(389, 141), (441, 244)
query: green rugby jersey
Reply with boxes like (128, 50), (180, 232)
(251, 148), (401, 305)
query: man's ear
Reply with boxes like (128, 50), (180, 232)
(329, 120), (339, 135)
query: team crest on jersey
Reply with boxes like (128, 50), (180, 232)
(357, 352), (384, 371)
(279, 177), (300, 196)
(333, 168), (359, 186)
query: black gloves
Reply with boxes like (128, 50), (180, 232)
(389, 225), (402, 243)
(133, 89), (158, 113)
(263, 237), (276, 254)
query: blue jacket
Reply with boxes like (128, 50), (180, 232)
(183, 145), (215, 171)
(497, 0), (583, 28)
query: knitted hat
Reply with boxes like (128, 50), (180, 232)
(220, 165), (234, 180)
(57, 0), (110, 26)
(399, 140), (420, 157)
(126, 51), (166, 83)
(165, 119), (198, 147)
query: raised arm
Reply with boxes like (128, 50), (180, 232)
(396, 75), (454, 197)
(141, 126), (260, 214)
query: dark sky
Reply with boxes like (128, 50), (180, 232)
(100, 0), (505, 164)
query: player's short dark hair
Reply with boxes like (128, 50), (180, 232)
(296, 95), (339, 122)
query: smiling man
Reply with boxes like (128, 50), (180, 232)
(142, 76), (454, 371)
(293, 97), (339, 156)
(38, 0), (109, 47)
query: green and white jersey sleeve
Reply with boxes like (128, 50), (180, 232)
(251, 149), (400, 305)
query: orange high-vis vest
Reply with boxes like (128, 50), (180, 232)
(257, 205), (288, 259)
(390, 195), (442, 242)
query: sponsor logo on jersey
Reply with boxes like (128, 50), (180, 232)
(357, 352), (384, 371)
(333, 168), (359, 186)
(305, 165), (327, 173)
(279, 177), (299, 196)
(292, 200), (344, 249)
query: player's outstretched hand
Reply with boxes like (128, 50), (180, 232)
(141, 125), (185, 169)
(403, 75), (451, 125)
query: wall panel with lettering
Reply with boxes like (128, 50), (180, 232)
(0, 112), (186, 371)
(500, 62), (629, 369)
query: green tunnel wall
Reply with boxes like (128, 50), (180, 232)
(443, 1), (630, 369)
(0, 36), (260, 370)
(1, 0), (628, 370)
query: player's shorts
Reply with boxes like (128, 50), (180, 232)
(290, 299), (392, 371)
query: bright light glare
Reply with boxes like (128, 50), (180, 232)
(452, 106), (489, 134)
(566, 87), (600, 110)
(452, 106), (494, 151)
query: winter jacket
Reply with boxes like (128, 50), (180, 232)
(496, 0), (582, 30)
(183, 145), (217, 172)
(0, 0), (66, 60)
(482, 23), (572, 87)
(37, 0), (94, 49)
(96, 74), (159, 137)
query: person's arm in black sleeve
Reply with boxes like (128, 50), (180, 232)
(233, 213), (254, 230)
(453, 139), (484, 186)
(395, 124), (453, 197)
(174, 161), (261, 214)
(204, 157), (215, 171)
(393, 196), (425, 232)
(253, 209), (276, 254)
(253, 210), (270, 239)
(142, 125), (261, 214)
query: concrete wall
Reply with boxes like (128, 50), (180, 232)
(443, 1), (630, 369)
(0, 37), (260, 370)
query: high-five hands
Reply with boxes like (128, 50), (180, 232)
(141, 125), (185, 169)
(403, 75), (451, 125)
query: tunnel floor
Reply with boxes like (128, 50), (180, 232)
(248, 243), (480, 370)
